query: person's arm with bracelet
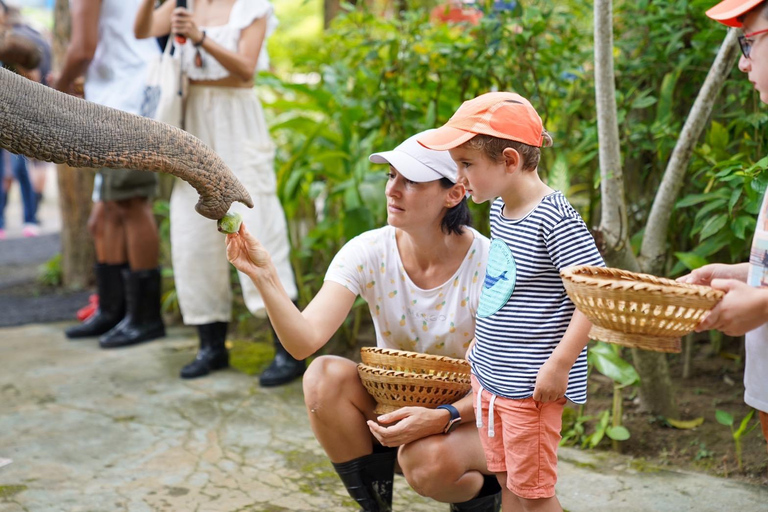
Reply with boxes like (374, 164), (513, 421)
(52, 0), (100, 94)
(226, 223), (357, 360)
(367, 391), (475, 447)
(170, 8), (266, 82)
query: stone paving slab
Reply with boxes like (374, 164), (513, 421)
(1, 323), (766, 512)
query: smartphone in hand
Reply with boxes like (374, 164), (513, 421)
(175, 0), (188, 44)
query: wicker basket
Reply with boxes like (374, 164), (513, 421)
(560, 265), (724, 353)
(358, 348), (471, 414)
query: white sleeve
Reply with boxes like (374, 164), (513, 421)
(324, 235), (372, 297)
(230, 0), (278, 72)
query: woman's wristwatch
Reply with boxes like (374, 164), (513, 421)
(436, 404), (461, 434)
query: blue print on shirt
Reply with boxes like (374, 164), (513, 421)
(477, 238), (516, 318)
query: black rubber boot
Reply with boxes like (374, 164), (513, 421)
(449, 475), (502, 512)
(180, 322), (230, 379)
(258, 318), (305, 387)
(331, 447), (397, 512)
(99, 267), (165, 348)
(65, 263), (127, 339)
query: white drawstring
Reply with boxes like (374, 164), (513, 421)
(476, 385), (484, 429)
(474, 381), (497, 438)
(488, 394), (497, 438)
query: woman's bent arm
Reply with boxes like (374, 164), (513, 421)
(227, 224), (357, 359)
(134, 0), (173, 39)
(172, 9), (266, 82)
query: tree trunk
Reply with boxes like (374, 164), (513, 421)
(593, 0), (677, 418)
(639, 29), (740, 275)
(53, 0), (95, 289)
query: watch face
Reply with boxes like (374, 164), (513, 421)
(445, 418), (461, 434)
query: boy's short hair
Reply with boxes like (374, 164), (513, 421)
(706, 0), (767, 27)
(460, 131), (553, 171)
(418, 91), (552, 171)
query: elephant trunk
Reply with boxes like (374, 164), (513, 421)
(0, 67), (253, 220)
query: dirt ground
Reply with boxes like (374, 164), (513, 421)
(576, 335), (768, 487)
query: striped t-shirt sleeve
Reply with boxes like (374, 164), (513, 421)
(546, 215), (605, 271)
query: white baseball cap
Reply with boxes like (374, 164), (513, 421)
(369, 130), (459, 183)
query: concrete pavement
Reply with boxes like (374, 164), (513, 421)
(1, 323), (766, 512)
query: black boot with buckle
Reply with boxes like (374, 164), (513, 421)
(65, 263), (127, 339)
(99, 267), (165, 348)
(258, 306), (305, 387)
(180, 321), (229, 379)
(331, 446), (397, 512)
(449, 474), (502, 512)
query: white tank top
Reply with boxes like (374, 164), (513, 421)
(83, 0), (160, 115)
(180, 0), (277, 81)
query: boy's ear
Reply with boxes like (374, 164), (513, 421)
(501, 147), (522, 173)
(446, 182), (466, 208)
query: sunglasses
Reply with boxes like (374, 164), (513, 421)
(738, 27), (768, 59)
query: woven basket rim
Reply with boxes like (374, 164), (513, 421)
(357, 363), (470, 382)
(561, 265), (725, 300)
(360, 347), (469, 367)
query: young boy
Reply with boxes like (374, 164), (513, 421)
(419, 92), (603, 512)
(679, 0), (768, 451)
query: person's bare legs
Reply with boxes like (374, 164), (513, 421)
(91, 201), (126, 264)
(398, 422), (490, 503)
(115, 196), (158, 270)
(497, 473), (562, 512)
(303, 356), (380, 462)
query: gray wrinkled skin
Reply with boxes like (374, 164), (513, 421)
(0, 67), (253, 219)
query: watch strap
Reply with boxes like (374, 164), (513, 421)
(436, 404), (461, 433)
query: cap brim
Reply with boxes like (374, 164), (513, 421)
(369, 150), (443, 183)
(417, 126), (477, 151)
(706, 0), (764, 27)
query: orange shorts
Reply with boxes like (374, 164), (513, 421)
(471, 375), (565, 499)
(760, 411), (768, 446)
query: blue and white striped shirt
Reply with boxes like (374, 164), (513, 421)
(468, 192), (604, 404)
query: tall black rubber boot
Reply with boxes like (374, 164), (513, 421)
(180, 322), (229, 379)
(258, 304), (305, 387)
(331, 447), (397, 512)
(449, 475), (502, 512)
(65, 263), (127, 339)
(99, 267), (165, 348)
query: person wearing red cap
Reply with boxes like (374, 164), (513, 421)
(679, 0), (768, 452)
(419, 93), (604, 512)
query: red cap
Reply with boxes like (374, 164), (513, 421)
(706, 0), (765, 27)
(418, 92), (544, 151)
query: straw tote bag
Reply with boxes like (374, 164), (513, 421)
(141, 37), (188, 129)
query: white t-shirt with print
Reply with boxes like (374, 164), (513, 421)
(324, 226), (490, 359)
(745, 190), (768, 413)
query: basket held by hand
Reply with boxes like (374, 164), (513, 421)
(358, 348), (471, 414)
(560, 265), (724, 353)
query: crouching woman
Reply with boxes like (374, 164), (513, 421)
(226, 131), (501, 511)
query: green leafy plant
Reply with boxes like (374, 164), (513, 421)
(715, 409), (759, 471)
(38, 253), (62, 287)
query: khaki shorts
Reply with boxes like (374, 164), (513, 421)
(96, 168), (158, 202)
(472, 375), (565, 500)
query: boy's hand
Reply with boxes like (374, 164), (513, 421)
(533, 358), (568, 403)
(695, 279), (768, 336)
(225, 223), (271, 278)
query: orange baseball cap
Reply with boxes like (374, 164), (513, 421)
(706, 0), (765, 27)
(418, 92), (544, 151)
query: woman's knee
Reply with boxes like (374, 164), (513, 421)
(302, 356), (358, 411)
(399, 436), (458, 498)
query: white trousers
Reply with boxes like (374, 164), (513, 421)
(170, 85), (297, 325)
